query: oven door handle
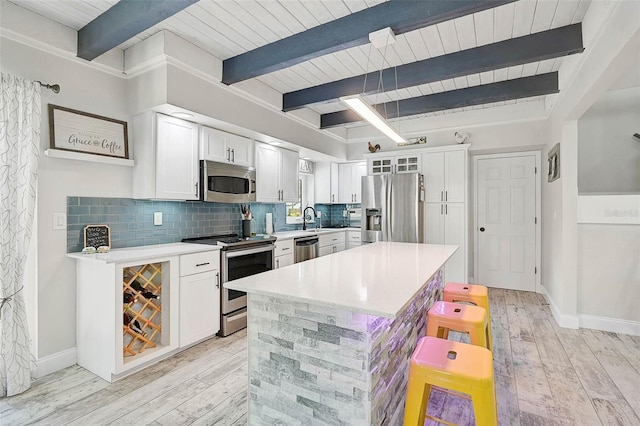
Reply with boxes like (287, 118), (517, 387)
(224, 245), (274, 259)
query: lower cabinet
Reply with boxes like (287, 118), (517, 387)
(74, 256), (180, 382)
(179, 251), (220, 348)
(318, 232), (346, 256)
(346, 231), (361, 249)
(274, 238), (294, 268)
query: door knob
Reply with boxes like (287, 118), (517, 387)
(479, 227), (485, 232)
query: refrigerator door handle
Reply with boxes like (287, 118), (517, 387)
(386, 177), (392, 241)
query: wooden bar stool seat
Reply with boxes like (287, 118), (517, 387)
(426, 301), (491, 351)
(403, 336), (497, 426)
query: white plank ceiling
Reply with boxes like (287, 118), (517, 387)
(9, 0), (591, 127)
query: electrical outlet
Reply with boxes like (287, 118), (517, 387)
(153, 211), (162, 226)
(53, 212), (66, 230)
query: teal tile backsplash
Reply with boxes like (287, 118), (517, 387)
(67, 197), (360, 253)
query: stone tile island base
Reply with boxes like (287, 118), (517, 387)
(247, 269), (443, 425)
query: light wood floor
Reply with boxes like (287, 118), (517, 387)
(2, 289), (639, 425)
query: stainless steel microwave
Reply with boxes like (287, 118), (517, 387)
(200, 160), (256, 203)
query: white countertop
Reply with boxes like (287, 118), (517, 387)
(271, 227), (361, 241)
(225, 242), (457, 318)
(67, 243), (220, 264)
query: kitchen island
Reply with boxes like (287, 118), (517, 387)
(225, 242), (457, 425)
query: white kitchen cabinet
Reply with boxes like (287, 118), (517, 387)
(424, 203), (466, 283)
(422, 149), (465, 203)
(132, 112), (200, 200)
(319, 232), (346, 256)
(338, 162), (366, 203)
(179, 251), (220, 348)
(200, 126), (254, 167)
(256, 143), (299, 203)
(368, 154), (420, 175)
(315, 162), (339, 204)
(74, 256), (180, 382)
(422, 145), (469, 283)
(274, 239), (294, 269)
(346, 231), (362, 249)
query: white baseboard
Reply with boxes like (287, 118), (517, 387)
(579, 315), (640, 336)
(539, 286), (580, 329)
(34, 347), (77, 379)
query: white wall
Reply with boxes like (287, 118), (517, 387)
(574, 87), (640, 333)
(578, 87), (640, 194)
(346, 118), (548, 161)
(541, 0), (640, 331)
(578, 224), (640, 325)
(1, 37), (134, 359)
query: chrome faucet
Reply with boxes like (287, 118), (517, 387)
(302, 206), (316, 230)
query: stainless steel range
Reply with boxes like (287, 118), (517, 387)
(182, 234), (276, 336)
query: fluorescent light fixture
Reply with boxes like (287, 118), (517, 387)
(340, 95), (406, 144)
(268, 141), (282, 146)
(172, 111), (194, 119)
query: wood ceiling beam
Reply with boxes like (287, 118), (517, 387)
(320, 72), (559, 129)
(285, 24), (583, 111)
(222, 0), (517, 85)
(77, 0), (198, 61)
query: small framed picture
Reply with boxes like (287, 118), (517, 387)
(548, 143), (560, 182)
(48, 104), (129, 159)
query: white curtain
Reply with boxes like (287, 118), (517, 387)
(0, 73), (40, 397)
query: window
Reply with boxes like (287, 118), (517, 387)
(286, 174), (315, 224)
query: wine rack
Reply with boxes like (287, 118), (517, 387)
(122, 263), (163, 357)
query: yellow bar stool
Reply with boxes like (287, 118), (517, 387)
(426, 301), (491, 351)
(404, 336), (497, 426)
(444, 282), (493, 351)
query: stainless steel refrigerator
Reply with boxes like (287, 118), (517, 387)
(361, 173), (425, 243)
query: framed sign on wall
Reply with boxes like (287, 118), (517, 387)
(48, 104), (129, 159)
(547, 143), (560, 182)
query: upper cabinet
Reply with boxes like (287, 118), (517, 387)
(368, 154), (421, 175)
(200, 126), (254, 167)
(132, 112), (199, 200)
(255, 143), (299, 203)
(338, 162), (367, 203)
(422, 149), (466, 203)
(314, 162), (339, 204)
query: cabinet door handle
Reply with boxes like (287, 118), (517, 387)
(441, 191), (443, 202)
(195, 262), (210, 267)
(445, 204), (448, 215)
(445, 191), (448, 201)
(276, 258), (280, 268)
(227, 148), (231, 161)
(281, 247), (290, 251)
(332, 194), (334, 202)
(231, 149), (235, 163)
(195, 182), (199, 197)
(216, 272), (220, 289)
(441, 204), (443, 215)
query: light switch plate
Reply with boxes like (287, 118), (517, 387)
(53, 212), (66, 230)
(153, 211), (162, 226)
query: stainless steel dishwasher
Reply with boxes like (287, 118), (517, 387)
(294, 235), (319, 263)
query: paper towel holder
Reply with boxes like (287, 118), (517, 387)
(265, 212), (274, 235)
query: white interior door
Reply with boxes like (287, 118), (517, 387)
(476, 155), (537, 291)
